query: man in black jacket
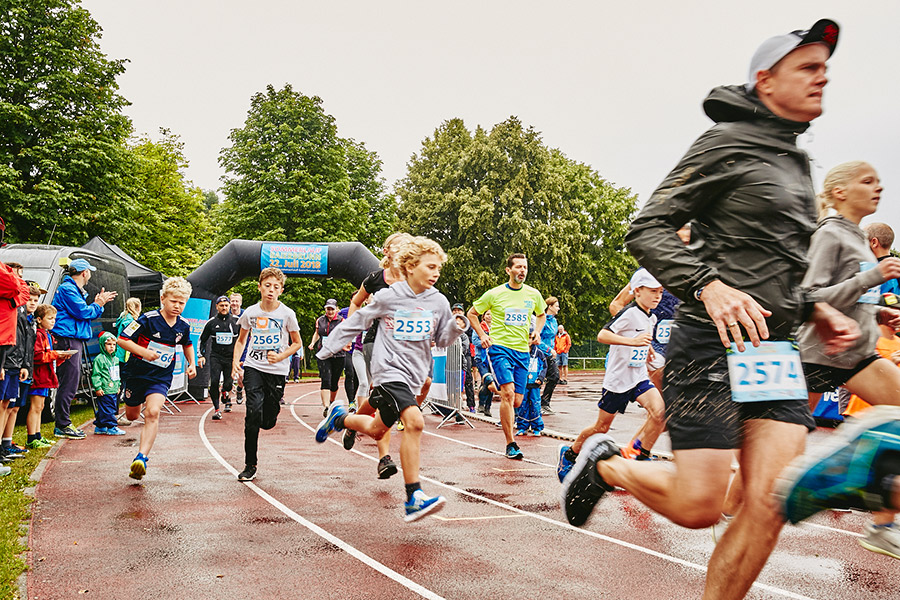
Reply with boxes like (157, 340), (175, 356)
(198, 296), (240, 420)
(560, 19), (874, 600)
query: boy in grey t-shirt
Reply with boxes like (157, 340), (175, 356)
(231, 268), (304, 482)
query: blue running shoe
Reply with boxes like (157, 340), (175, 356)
(505, 443), (523, 460)
(776, 405), (900, 524)
(315, 403), (347, 443)
(558, 444), (576, 483)
(560, 434), (618, 527)
(515, 429), (527, 437)
(107, 426), (126, 436)
(404, 490), (446, 522)
(129, 453), (148, 480)
(94, 427), (109, 435)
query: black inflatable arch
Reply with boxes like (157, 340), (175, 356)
(187, 239), (379, 304)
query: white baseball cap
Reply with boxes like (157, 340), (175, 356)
(630, 268), (662, 293)
(745, 19), (839, 92)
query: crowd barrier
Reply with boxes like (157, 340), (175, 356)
(422, 338), (474, 429)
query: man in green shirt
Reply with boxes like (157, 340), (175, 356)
(468, 254), (546, 459)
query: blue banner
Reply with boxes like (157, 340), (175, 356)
(260, 243), (328, 275)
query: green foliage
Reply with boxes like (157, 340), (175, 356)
(201, 189), (219, 211)
(216, 84), (397, 336)
(0, 0), (136, 246)
(116, 129), (216, 276)
(396, 117), (638, 343)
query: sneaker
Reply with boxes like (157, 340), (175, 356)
(94, 427), (109, 435)
(129, 453), (148, 480)
(315, 403), (347, 443)
(378, 455), (399, 479)
(557, 444), (576, 483)
(0, 465), (9, 477)
(348, 401), (357, 412)
(106, 426), (126, 436)
(1, 448), (21, 460)
(55, 426), (86, 439)
(541, 405), (555, 415)
(404, 490), (446, 522)
(484, 409), (492, 418)
(859, 522), (900, 559)
(468, 406), (476, 413)
(237, 465), (257, 481)
(560, 433), (618, 527)
(6, 443), (28, 455)
(224, 403), (232, 413)
(506, 443), (524, 460)
(212, 410), (222, 421)
(396, 420), (405, 432)
(775, 405), (900, 524)
(342, 429), (357, 451)
(515, 429), (527, 437)
(236, 392), (243, 405)
(26, 438), (52, 450)
(117, 413), (132, 426)
(532, 430), (543, 437)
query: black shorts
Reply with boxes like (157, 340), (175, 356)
(369, 381), (419, 428)
(318, 355), (344, 392)
(802, 356), (879, 394)
(663, 319), (815, 451)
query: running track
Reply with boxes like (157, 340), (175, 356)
(25, 379), (900, 599)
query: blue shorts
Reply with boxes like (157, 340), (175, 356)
(598, 380), (655, 415)
(11, 382), (30, 408)
(487, 345), (529, 395)
(29, 387), (51, 398)
(0, 373), (20, 401)
(123, 379), (171, 407)
(558, 352), (569, 366)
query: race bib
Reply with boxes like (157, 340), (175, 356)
(727, 341), (807, 402)
(215, 331), (234, 345)
(859, 262), (881, 304)
(628, 347), (649, 368)
(110, 364), (120, 381)
(393, 310), (433, 341)
(123, 320), (140, 337)
(528, 356), (539, 375)
(503, 308), (529, 327)
(250, 328), (281, 351)
(655, 320), (673, 344)
(143, 341), (175, 369)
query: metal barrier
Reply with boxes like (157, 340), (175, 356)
(422, 337), (474, 429)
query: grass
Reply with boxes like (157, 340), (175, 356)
(0, 403), (95, 600)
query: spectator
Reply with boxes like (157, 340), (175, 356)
(539, 296), (561, 412)
(51, 259), (117, 439)
(452, 304), (476, 412)
(288, 348), (303, 383)
(865, 223), (900, 296)
(1, 281), (40, 462)
(0, 271), (35, 464)
(91, 332), (124, 435)
(554, 325), (572, 383)
(114, 297), (141, 425)
(27, 305), (77, 449)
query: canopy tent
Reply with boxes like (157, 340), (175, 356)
(81, 237), (164, 303)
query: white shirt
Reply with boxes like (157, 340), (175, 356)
(602, 303), (656, 393)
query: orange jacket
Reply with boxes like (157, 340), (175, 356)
(554, 332), (571, 354)
(0, 263), (29, 347)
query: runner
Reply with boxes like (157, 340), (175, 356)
(308, 299), (345, 415)
(342, 232), (413, 479)
(538, 296), (560, 413)
(198, 296), (240, 421)
(467, 254), (547, 460)
(559, 20), (868, 600)
(315, 236), (462, 521)
(230, 293), (245, 404)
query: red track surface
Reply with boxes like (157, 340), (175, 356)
(27, 375), (900, 599)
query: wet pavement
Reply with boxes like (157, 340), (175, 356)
(26, 373), (900, 599)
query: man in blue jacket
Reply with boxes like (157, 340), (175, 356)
(51, 259), (117, 439)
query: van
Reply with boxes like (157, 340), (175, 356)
(0, 244), (129, 419)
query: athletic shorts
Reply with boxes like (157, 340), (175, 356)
(29, 387), (50, 398)
(557, 352), (569, 366)
(598, 379), (655, 414)
(370, 381), (419, 428)
(802, 356), (879, 394)
(10, 382), (30, 408)
(663, 319), (815, 451)
(123, 379), (171, 407)
(0, 374), (19, 401)
(487, 345), (529, 395)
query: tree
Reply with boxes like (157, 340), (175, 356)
(396, 117), (638, 344)
(216, 84), (397, 336)
(0, 0), (136, 245)
(202, 189), (219, 211)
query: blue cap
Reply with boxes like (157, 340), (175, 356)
(69, 258), (96, 272)
(216, 295), (230, 304)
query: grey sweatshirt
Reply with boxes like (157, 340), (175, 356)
(797, 215), (885, 368)
(317, 281), (463, 391)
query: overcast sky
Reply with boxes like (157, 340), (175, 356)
(82, 1), (900, 234)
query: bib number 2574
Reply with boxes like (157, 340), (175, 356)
(727, 341), (807, 402)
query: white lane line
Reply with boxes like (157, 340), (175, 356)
(423, 429), (556, 468)
(803, 521), (864, 537)
(289, 405), (817, 600)
(433, 515), (526, 522)
(198, 392), (446, 600)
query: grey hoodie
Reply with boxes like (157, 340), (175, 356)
(626, 85), (817, 338)
(797, 215), (884, 368)
(317, 281), (462, 391)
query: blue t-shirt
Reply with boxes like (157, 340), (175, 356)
(650, 289), (680, 354)
(120, 310), (192, 383)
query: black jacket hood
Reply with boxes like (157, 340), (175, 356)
(702, 84), (811, 134)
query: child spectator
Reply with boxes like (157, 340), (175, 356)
(555, 325), (572, 384)
(26, 304), (77, 448)
(91, 331), (124, 435)
(315, 236), (463, 521)
(230, 268), (304, 482)
(557, 269), (666, 482)
(516, 343), (547, 436)
(118, 277), (197, 480)
(0, 278), (39, 462)
(1, 282), (40, 459)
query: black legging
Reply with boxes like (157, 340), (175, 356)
(208, 354), (234, 410)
